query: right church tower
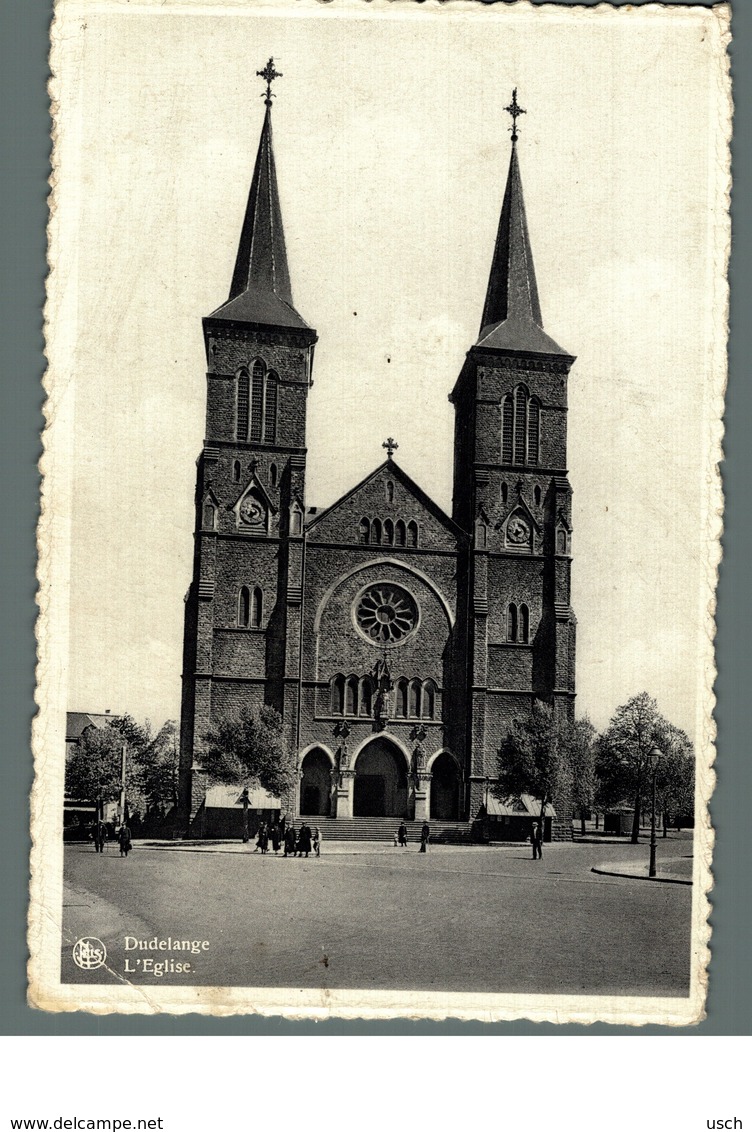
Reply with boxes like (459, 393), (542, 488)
(451, 93), (577, 829)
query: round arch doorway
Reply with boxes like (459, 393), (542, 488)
(430, 752), (461, 820)
(299, 748), (332, 816)
(354, 738), (408, 818)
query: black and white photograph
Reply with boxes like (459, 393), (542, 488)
(31, 0), (728, 1022)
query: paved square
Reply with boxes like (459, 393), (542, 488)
(63, 839), (692, 997)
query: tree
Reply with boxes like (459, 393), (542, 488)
(563, 716), (596, 835)
(201, 705), (296, 800)
(493, 700), (572, 824)
(595, 692), (690, 844)
(654, 723), (695, 835)
(65, 714), (150, 814)
(137, 719), (180, 813)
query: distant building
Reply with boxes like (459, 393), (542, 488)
(65, 710), (118, 761)
(178, 74), (576, 837)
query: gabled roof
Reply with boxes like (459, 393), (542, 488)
(306, 459), (465, 539)
(66, 712), (117, 743)
(207, 104), (311, 333)
(476, 139), (570, 358)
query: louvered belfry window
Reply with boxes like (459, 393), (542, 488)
(250, 360), (264, 442)
(237, 371), (250, 441)
(502, 385), (541, 467)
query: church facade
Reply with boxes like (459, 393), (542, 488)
(178, 73), (577, 836)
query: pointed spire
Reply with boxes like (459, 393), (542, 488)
(476, 93), (568, 356)
(208, 61), (311, 332)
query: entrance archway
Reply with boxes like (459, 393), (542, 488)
(354, 738), (408, 817)
(299, 748), (332, 816)
(430, 752), (460, 820)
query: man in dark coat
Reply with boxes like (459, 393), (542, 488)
(93, 820), (107, 854)
(531, 819), (543, 860)
(398, 823), (408, 847)
(297, 823), (312, 858)
(118, 823), (132, 858)
(284, 825), (296, 858)
(419, 822), (430, 852)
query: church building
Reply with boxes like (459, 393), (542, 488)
(178, 65), (577, 838)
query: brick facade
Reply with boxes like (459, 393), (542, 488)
(178, 105), (577, 838)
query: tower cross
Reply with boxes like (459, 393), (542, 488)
(382, 437), (399, 460)
(504, 88), (526, 143)
(256, 57), (282, 107)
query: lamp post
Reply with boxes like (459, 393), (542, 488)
(647, 746), (661, 878)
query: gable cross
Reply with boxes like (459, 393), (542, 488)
(382, 437), (399, 460)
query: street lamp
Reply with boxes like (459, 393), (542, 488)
(647, 746), (661, 878)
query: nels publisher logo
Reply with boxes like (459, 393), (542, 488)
(72, 937), (107, 970)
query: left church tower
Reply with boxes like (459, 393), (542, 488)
(179, 63), (318, 825)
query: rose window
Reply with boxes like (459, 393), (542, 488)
(355, 584), (418, 645)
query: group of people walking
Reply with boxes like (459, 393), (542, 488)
(91, 820), (131, 857)
(394, 822), (431, 851)
(252, 820), (321, 858)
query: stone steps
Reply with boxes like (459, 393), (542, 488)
(298, 816), (473, 844)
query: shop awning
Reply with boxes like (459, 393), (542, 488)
(486, 794), (556, 818)
(203, 785), (280, 810)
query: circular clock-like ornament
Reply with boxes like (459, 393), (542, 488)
(507, 515), (531, 545)
(239, 495), (265, 528)
(355, 583), (419, 646)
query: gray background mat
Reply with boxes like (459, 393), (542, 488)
(0, 0), (746, 1035)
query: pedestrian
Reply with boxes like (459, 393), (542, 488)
(419, 821), (430, 853)
(398, 822), (408, 848)
(297, 823), (312, 858)
(313, 826), (321, 857)
(118, 822), (132, 858)
(259, 823), (269, 855)
(284, 825), (296, 858)
(531, 819), (543, 860)
(271, 822), (281, 854)
(93, 820), (107, 854)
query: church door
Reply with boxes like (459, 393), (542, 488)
(299, 748), (332, 816)
(353, 738), (408, 818)
(430, 752), (460, 820)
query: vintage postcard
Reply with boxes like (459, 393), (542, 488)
(31, 0), (729, 1021)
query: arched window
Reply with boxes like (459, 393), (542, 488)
(359, 677), (373, 717)
(250, 359), (264, 442)
(237, 369), (250, 441)
(422, 680), (436, 720)
(238, 586), (251, 628)
(202, 498), (216, 530)
(504, 385), (542, 467)
(250, 586), (262, 628)
(395, 520), (406, 547)
(330, 674), (345, 716)
(359, 517), (370, 544)
(502, 396), (513, 464)
(232, 460), (241, 483)
(519, 603), (529, 644)
(528, 398), (541, 465)
(407, 521), (418, 548)
(345, 676), (358, 716)
(270, 463), (278, 488)
(508, 603), (518, 643)
(409, 679), (421, 718)
(534, 485), (541, 506)
(501, 481), (508, 504)
(371, 518), (382, 545)
(386, 480), (395, 503)
(514, 385), (528, 464)
(384, 519), (394, 545)
(395, 678), (408, 718)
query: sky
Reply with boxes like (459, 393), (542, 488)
(49, 0), (728, 745)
